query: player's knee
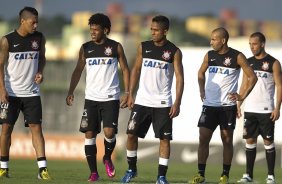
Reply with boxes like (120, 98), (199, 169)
(264, 142), (275, 149)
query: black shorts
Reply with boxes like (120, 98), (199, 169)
(79, 99), (119, 134)
(0, 96), (42, 126)
(126, 104), (172, 140)
(198, 105), (237, 131)
(243, 112), (274, 141)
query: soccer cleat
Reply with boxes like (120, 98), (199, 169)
(88, 172), (99, 182)
(156, 176), (169, 184)
(121, 169), (137, 183)
(237, 174), (253, 183)
(266, 175), (275, 184)
(103, 159), (115, 178)
(219, 175), (229, 184)
(37, 168), (51, 180)
(189, 174), (206, 184)
(0, 168), (9, 178)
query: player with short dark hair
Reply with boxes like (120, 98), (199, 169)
(0, 6), (51, 179)
(237, 32), (282, 184)
(120, 15), (184, 184)
(189, 27), (257, 184)
(66, 13), (130, 182)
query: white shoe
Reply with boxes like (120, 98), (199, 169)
(237, 174), (253, 183)
(266, 175), (275, 184)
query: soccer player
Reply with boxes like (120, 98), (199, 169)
(66, 13), (130, 182)
(189, 27), (257, 184)
(237, 32), (282, 184)
(0, 7), (51, 179)
(120, 15), (184, 184)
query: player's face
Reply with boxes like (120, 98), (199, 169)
(89, 24), (106, 43)
(22, 15), (38, 34)
(249, 36), (264, 56)
(150, 22), (167, 43)
(210, 31), (224, 52)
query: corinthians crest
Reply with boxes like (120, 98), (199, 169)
(162, 51), (171, 61)
(262, 61), (269, 71)
(104, 47), (112, 56)
(31, 40), (39, 49)
(223, 57), (232, 66)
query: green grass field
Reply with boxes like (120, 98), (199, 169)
(0, 159), (281, 184)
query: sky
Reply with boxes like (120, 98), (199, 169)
(0, 0), (282, 22)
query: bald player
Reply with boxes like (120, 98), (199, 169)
(0, 7), (51, 179)
(189, 27), (257, 184)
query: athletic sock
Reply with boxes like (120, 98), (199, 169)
(198, 163), (206, 177)
(126, 150), (137, 171)
(85, 138), (97, 172)
(246, 143), (256, 178)
(0, 156), (9, 169)
(222, 164), (231, 177)
(37, 157), (47, 172)
(158, 157), (168, 177)
(265, 143), (276, 176)
(104, 136), (116, 161)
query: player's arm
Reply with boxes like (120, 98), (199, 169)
(35, 35), (46, 84)
(127, 43), (143, 109)
(66, 46), (86, 106)
(169, 49), (184, 118)
(117, 43), (130, 108)
(271, 60), (282, 121)
(198, 53), (209, 101)
(0, 36), (9, 103)
(235, 53), (257, 102)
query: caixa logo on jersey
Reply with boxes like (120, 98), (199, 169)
(87, 58), (114, 65)
(14, 52), (39, 60)
(209, 66), (230, 75)
(143, 60), (168, 70)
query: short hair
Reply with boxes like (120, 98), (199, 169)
(19, 7), (38, 19)
(88, 13), (111, 34)
(250, 32), (266, 43)
(152, 15), (170, 30)
(213, 27), (229, 42)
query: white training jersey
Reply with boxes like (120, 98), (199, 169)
(5, 30), (42, 97)
(203, 48), (241, 107)
(135, 40), (178, 107)
(83, 39), (120, 101)
(244, 54), (276, 113)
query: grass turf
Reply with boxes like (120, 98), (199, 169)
(0, 159), (281, 183)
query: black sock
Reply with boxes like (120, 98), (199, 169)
(158, 165), (168, 177)
(198, 164), (206, 177)
(0, 156), (9, 162)
(85, 144), (97, 172)
(266, 147), (275, 176)
(127, 156), (137, 171)
(222, 164), (231, 177)
(246, 147), (256, 178)
(104, 138), (116, 161)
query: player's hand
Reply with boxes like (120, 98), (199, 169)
(169, 103), (180, 118)
(200, 91), (205, 102)
(127, 95), (135, 110)
(228, 92), (243, 102)
(34, 72), (43, 84)
(270, 108), (280, 121)
(120, 94), (128, 108)
(236, 104), (242, 118)
(66, 94), (74, 106)
(0, 89), (9, 103)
